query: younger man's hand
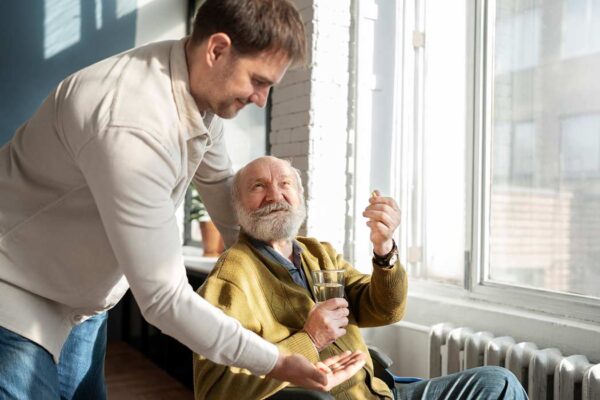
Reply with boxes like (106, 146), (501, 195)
(267, 350), (366, 392)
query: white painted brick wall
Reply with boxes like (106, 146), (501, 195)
(270, 0), (352, 253)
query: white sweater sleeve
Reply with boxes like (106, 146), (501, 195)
(77, 127), (278, 375)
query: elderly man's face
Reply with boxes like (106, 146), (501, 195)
(236, 157), (306, 242)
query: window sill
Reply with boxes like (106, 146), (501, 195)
(182, 245), (218, 275)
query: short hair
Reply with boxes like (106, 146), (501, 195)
(191, 0), (306, 67)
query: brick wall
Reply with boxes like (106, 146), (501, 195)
(270, 0), (353, 252)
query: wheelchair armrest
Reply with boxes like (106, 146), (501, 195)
(368, 346), (395, 389)
(368, 346), (394, 369)
(394, 376), (423, 384)
(266, 387), (334, 400)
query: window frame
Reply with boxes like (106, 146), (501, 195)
(469, 0), (600, 322)
(388, 0), (600, 325)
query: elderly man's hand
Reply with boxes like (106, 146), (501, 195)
(303, 298), (349, 351)
(267, 350), (366, 391)
(362, 190), (401, 256)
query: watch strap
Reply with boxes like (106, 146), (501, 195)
(372, 240), (398, 268)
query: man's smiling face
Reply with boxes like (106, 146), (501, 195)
(235, 156), (306, 242)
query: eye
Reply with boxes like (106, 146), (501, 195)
(252, 78), (269, 88)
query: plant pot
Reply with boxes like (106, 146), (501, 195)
(199, 220), (224, 257)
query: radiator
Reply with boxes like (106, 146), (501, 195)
(429, 323), (600, 400)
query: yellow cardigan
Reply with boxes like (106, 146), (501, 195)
(193, 234), (408, 399)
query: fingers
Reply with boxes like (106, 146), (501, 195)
(328, 351), (366, 372)
(268, 353), (329, 387)
(363, 193), (400, 230)
(325, 303), (348, 317)
(321, 351), (367, 391)
(305, 300), (350, 350)
(320, 351), (366, 371)
(273, 351), (367, 392)
(364, 199), (400, 217)
(315, 361), (332, 374)
(316, 297), (348, 311)
(364, 192), (400, 248)
(320, 350), (352, 368)
(368, 192), (399, 210)
(327, 307), (349, 329)
(364, 210), (397, 230)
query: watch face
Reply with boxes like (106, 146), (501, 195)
(389, 253), (398, 266)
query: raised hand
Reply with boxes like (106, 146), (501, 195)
(303, 297), (349, 351)
(267, 350), (367, 392)
(362, 190), (401, 256)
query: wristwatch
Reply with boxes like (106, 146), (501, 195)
(372, 240), (398, 268)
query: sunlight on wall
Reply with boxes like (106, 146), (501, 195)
(137, 0), (160, 7)
(134, 0), (187, 46)
(44, 0), (81, 59)
(116, 0), (137, 19)
(95, 0), (103, 29)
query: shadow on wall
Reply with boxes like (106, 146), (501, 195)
(0, 0), (137, 145)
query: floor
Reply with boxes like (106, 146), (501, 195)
(105, 341), (194, 400)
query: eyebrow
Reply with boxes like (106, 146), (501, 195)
(247, 174), (293, 185)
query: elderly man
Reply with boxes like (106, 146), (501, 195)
(193, 156), (527, 399)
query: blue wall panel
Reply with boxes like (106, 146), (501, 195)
(0, 0), (137, 145)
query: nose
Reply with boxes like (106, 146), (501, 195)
(249, 87), (270, 108)
(264, 184), (283, 202)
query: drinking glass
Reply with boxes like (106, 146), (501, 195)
(311, 269), (345, 302)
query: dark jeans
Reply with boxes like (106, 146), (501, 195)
(0, 312), (108, 400)
(394, 366), (528, 400)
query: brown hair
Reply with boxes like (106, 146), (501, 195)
(190, 0), (306, 67)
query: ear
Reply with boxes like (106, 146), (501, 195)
(205, 33), (233, 67)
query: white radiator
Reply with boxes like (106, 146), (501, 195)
(429, 323), (600, 400)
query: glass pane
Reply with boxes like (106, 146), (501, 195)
(222, 105), (267, 171)
(368, 0), (398, 197)
(418, 0), (468, 284)
(489, 0), (600, 297)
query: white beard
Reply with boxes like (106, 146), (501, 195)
(236, 200), (306, 242)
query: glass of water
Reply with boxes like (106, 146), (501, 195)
(311, 269), (345, 302)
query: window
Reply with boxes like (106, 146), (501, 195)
(354, 0), (468, 282)
(562, 0), (600, 59)
(494, 5), (541, 74)
(560, 114), (600, 177)
(355, 0), (600, 322)
(182, 106), (267, 246)
(487, 0), (600, 299)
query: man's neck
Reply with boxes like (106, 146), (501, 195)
(267, 239), (294, 261)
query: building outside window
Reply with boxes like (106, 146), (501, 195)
(488, 0), (600, 299)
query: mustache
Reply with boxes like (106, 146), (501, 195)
(252, 201), (292, 218)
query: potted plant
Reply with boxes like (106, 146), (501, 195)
(188, 186), (224, 257)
